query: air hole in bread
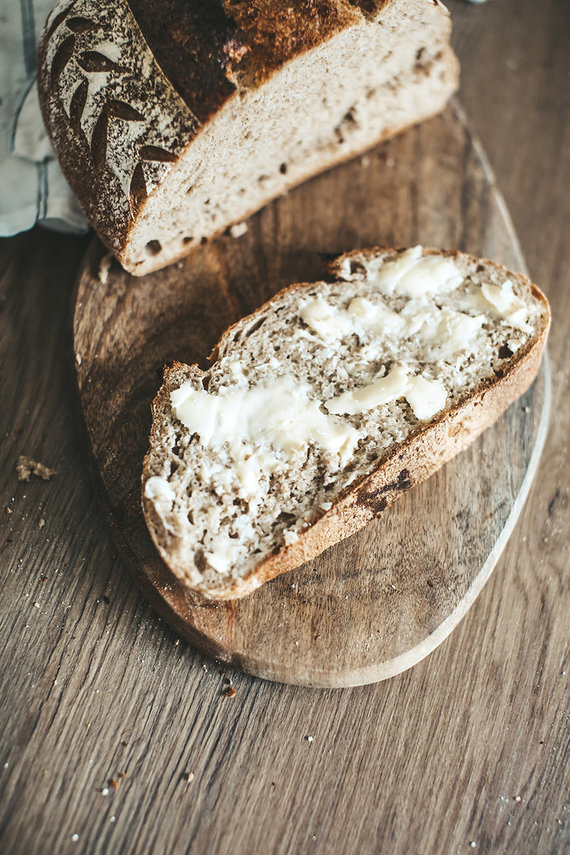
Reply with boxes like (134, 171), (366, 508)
(349, 259), (367, 276)
(146, 239), (162, 256)
(279, 163), (288, 175)
(182, 236), (193, 245)
(344, 107), (358, 125)
(245, 317), (267, 337)
(202, 376), (210, 391)
(498, 344), (513, 359)
(187, 509), (194, 524)
(334, 106), (358, 143)
(194, 548), (206, 571)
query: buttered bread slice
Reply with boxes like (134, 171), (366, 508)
(142, 247), (550, 599)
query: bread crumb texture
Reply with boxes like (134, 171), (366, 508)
(142, 247), (549, 598)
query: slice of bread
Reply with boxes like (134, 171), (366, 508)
(142, 247), (550, 599)
(38, 0), (458, 276)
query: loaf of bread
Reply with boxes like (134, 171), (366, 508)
(142, 247), (550, 599)
(38, 0), (459, 276)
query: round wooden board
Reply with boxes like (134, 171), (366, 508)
(73, 102), (550, 688)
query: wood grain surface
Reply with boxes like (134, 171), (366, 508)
(73, 103), (549, 687)
(0, 0), (568, 852)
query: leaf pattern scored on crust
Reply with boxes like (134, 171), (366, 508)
(44, 0), (200, 217)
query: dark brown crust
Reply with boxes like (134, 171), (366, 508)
(142, 248), (551, 599)
(126, 0), (237, 121)
(219, 0), (365, 86)
(127, 0), (368, 107)
(37, 0), (200, 259)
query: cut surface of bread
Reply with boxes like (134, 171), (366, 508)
(142, 247), (550, 599)
(38, 0), (458, 275)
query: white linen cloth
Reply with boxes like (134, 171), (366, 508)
(0, 0), (88, 235)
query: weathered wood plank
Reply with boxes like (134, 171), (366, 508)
(0, 0), (568, 851)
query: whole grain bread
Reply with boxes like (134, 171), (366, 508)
(142, 247), (550, 599)
(37, 0), (458, 276)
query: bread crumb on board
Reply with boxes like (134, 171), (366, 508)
(229, 222), (248, 238)
(98, 254), (113, 285)
(222, 674), (237, 697)
(16, 456), (56, 482)
(182, 771), (195, 792)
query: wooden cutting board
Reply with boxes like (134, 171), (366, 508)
(73, 102), (550, 687)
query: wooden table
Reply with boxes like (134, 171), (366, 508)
(1, 1), (568, 852)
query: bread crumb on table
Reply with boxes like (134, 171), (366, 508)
(16, 456), (56, 482)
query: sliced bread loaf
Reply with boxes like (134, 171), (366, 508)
(142, 247), (550, 599)
(38, 0), (458, 276)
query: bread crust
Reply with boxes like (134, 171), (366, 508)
(127, 0), (366, 102)
(142, 248), (551, 599)
(37, 0), (201, 259)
